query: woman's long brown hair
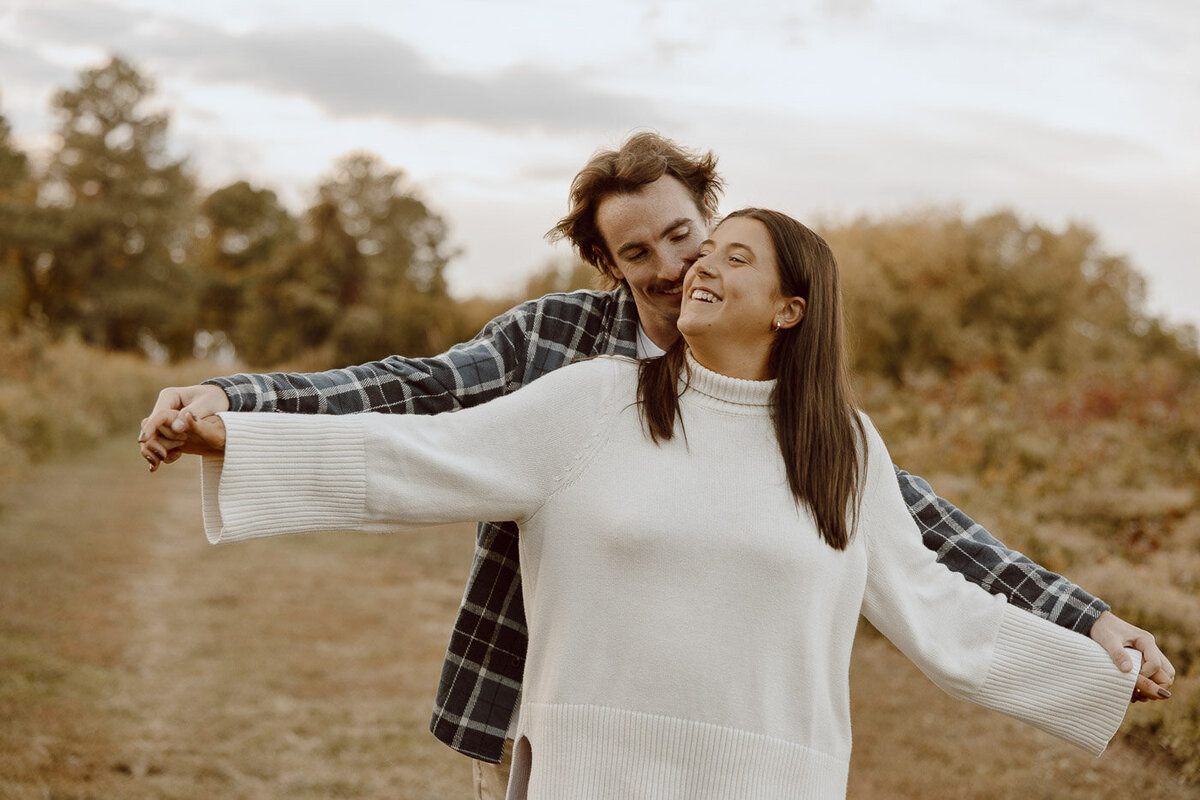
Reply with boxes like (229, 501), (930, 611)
(637, 208), (865, 550)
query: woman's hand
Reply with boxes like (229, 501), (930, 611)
(182, 410), (227, 455)
(1089, 610), (1175, 702)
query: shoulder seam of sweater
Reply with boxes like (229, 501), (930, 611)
(526, 357), (627, 523)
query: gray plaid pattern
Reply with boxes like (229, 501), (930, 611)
(896, 469), (1106, 633)
(207, 287), (1105, 764)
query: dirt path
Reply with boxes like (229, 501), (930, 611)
(1, 437), (1193, 798)
(1, 437), (472, 798)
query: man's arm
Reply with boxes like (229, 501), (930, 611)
(140, 288), (634, 469)
(896, 467), (1175, 699)
(140, 299), (538, 469)
(895, 467), (1106, 631)
(206, 312), (529, 417)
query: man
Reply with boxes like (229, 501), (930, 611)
(140, 132), (1173, 794)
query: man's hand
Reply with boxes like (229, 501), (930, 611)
(177, 410), (227, 456)
(1089, 610), (1175, 702)
(139, 409), (227, 465)
(138, 384), (230, 471)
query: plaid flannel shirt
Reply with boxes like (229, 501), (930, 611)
(206, 286), (1108, 764)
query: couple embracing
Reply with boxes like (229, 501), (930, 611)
(141, 133), (1173, 799)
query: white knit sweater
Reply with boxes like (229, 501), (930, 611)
(201, 354), (1136, 799)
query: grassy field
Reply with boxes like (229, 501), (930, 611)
(1, 436), (1196, 799)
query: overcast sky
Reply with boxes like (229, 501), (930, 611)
(2, 0), (1197, 330)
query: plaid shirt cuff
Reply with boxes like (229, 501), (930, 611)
(203, 376), (268, 412)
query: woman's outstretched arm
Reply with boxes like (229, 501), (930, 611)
(857, 415), (1141, 755)
(191, 358), (625, 545)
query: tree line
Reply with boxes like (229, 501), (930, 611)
(0, 56), (1195, 378)
(0, 56), (464, 367)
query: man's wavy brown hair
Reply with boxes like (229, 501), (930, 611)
(546, 132), (724, 287)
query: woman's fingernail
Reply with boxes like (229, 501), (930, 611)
(1158, 688), (1172, 699)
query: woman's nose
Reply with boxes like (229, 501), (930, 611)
(691, 255), (715, 277)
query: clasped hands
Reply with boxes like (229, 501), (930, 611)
(138, 384), (229, 469)
(1089, 610), (1174, 703)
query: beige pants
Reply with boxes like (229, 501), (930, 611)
(471, 739), (513, 800)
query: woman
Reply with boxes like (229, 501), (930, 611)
(187, 209), (1137, 799)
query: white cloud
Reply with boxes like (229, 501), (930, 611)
(10, 2), (669, 132)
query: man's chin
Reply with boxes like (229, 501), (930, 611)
(632, 291), (683, 327)
(658, 299), (683, 322)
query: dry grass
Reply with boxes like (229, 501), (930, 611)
(0, 329), (218, 482)
(1, 436), (1196, 798)
(0, 437), (470, 799)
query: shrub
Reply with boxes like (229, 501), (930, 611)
(0, 327), (220, 479)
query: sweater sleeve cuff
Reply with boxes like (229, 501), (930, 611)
(974, 604), (1137, 756)
(200, 413), (368, 544)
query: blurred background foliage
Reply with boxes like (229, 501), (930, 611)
(1, 57), (1198, 779)
(0, 57), (462, 367)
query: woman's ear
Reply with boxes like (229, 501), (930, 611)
(774, 296), (807, 330)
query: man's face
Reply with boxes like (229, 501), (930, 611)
(594, 175), (710, 348)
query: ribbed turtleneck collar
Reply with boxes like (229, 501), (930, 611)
(683, 350), (775, 408)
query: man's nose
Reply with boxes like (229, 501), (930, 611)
(661, 263), (685, 283)
(660, 254), (689, 282)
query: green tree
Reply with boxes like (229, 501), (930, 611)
(237, 152), (458, 367)
(828, 210), (1189, 383)
(36, 56), (196, 355)
(0, 107), (34, 330)
(0, 106), (67, 336)
(236, 198), (364, 365)
(193, 180), (297, 352)
(0, 111), (26, 190)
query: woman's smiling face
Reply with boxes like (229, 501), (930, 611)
(679, 217), (779, 337)
(677, 215), (807, 380)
